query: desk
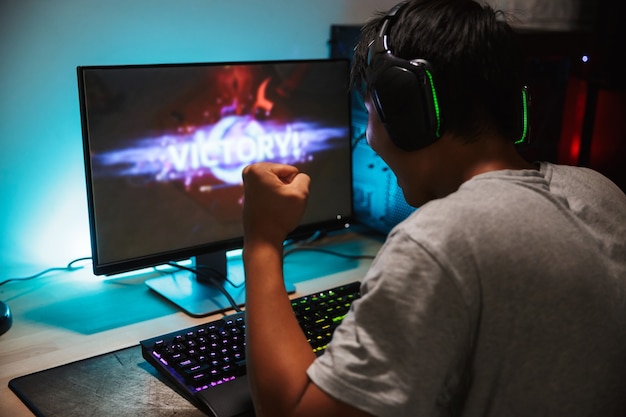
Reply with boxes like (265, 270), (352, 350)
(0, 230), (383, 416)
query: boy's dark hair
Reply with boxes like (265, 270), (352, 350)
(352, 0), (525, 143)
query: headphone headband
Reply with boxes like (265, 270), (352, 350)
(366, 1), (442, 151)
(367, 1), (409, 71)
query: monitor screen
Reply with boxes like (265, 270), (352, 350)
(78, 58), (353, 316)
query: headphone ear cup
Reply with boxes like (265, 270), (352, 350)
(370, 62), (440, 151)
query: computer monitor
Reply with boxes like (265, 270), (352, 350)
(77, 58), (353, 316)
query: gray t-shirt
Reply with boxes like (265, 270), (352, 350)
(307, 162), (626, 417)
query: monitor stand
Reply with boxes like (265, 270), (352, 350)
(145, 250), (295, 317)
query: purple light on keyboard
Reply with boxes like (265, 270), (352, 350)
(192, 376), (238, 392)
(152, 350), (168, 365)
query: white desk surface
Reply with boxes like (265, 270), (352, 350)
(0, 229), (383, 416)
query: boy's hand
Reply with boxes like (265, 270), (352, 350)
(242, 162), (310, 247)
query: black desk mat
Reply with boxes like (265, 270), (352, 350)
(9, 345), (208, 417)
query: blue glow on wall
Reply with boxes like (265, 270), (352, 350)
(0, 0), (397, 272)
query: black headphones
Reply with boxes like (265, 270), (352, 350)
(366, 1), (530, 151)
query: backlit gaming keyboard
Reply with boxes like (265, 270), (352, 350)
(140, 281), (361, 417)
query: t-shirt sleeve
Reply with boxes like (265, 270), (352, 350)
(306, 226), (475, 417)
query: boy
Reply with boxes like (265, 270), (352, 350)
(242, 1), (626, 415)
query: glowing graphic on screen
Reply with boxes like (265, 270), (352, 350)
(94, 115), (347, 188)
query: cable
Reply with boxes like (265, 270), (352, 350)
(161, 259), (245, 289)
(0, 257), (92, 287)
(194, 265), (245, 289)
(283, 246), (376, 260)
(166, 262), (242, 313)
(283, 230), (325, 249)
(283, 230), (376, 260)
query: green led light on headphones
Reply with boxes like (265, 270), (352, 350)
(515, 88), (529, 145)
(424, 69), (442, 138)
